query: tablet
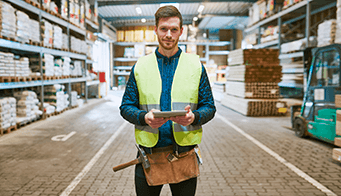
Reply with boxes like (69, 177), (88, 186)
(153, 110), (187, 118)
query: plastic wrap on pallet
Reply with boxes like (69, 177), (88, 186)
(62, 56), (71, 76)
(50, 1), (58, 14)
(85, 0), (91, 20)
(14, 57), (30, 77)
(71, 91), (78, 107)
(16, 11), (30, 44)
(317, 19), (336, 47)
(53, 25), (63, 49)
(62, 33), (69, 50)
(87, 44), (93, 60)
(61, 0), (68, 19)
(80, 1), (85, 29)
(69, 0), (75, 24)
(0, 97), (16, 129)
(43, 0), (51, 9)
(0, 52), (15, 77)
(0, 1), (16, 39)
(41, 20), (53, 48)
(30, 19), (40, 43)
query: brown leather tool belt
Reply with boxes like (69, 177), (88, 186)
(142, 145), (200, 186)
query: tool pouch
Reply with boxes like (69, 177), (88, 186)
(143, 147), (200, 186)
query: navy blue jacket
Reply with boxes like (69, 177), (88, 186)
(120, 48), (216, 148)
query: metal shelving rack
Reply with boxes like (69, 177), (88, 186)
(112, 41), (230, 87)
(0, 0), (98, 109)
(244, 0), (337, 96)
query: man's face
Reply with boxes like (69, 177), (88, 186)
(155, 17), (183, 51)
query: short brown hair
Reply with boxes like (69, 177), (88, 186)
(154, 5), (183, 28)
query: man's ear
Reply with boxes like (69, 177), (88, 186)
(154, 26), (158, 35)
(180, 26), (183, 36)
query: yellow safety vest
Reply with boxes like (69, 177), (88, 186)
(134, 52), (203, 147)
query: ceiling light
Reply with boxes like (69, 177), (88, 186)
(193, 17), (198, 21)
(141, 18), (146, 23)
(198, 5), (204, 13)
(136, 7), (142, 14)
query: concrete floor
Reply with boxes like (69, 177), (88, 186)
(0, 90), (340, 196)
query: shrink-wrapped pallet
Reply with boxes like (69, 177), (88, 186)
(61, 0), (68, 19)
(0, 97), (16, 129)
(29, 19), (40, 43)
(71, 60), (82, 76)
(335, 5), (341, 44)
(41, 20), (53, 47)
(16, 11), (30, 43)
(87, 44), (93, 60)
(0, 52), (15, 77)
(0, 1), (16, 39)
(14, 91), (40, 123)
(62, 33), (69, 50)
(53, 25), (63, 49)
(44, 84), (67, 112)
(62, 57), (71, 76)
(71, 91), (78, 107)
(14, 57), (30, 77)
(80, 1), (85, 29)
(54, 58), (62, 76)
(317, 19), (336, 47)
(30, 54), (55, 76)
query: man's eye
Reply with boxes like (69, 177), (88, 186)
(172, 29), (178, 32)
(161, 28), (167, 31)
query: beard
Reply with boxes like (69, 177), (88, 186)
(157, 36), (179, 51)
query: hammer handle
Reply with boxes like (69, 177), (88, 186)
(113, 158), (140, 172)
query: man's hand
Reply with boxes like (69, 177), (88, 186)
(145, 109), (169, 129)
(170, 105), (195, 126)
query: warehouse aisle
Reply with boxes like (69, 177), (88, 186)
(0, 90), (340, 196)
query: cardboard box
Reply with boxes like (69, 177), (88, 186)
(134, 30), (144, 42)
(117, 31), (125, 42)
(125, 30), (134, 42)
(335, 137), (341, 147)
(332, 148), (341, 162)
(145, 30), (156, 42)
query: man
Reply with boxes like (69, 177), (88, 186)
(120, 5), (216, 196)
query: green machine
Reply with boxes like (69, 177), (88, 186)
(291, 44), (341, 144)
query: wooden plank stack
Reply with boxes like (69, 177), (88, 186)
(222, 48), (287, 116)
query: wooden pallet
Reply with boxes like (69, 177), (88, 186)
(24, 0), (40, 9)
(30, 75), (41, 81)
(1, 124), (17, 136)
(283, 0), (304, 10)
(44, 112), (56, 119)
(0, 76), (32, 83)
(0, 35), (17, 42)
(29, 40), (42, 47)
(43, 75), (53, 80)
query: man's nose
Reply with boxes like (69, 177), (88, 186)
(166, 30), (171, 37)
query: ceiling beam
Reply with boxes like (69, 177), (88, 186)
(103, 13), (248, 22)
(98, 0), (256, 7)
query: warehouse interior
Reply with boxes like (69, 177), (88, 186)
(1, 0), (341, 195)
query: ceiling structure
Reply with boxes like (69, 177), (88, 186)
(98, 0), (256, 30)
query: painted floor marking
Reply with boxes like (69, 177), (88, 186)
(216, 113), (337, 196)
(60, 121), (128, 196)
(51, 131), (76, 141)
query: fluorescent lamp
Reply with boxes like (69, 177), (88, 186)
(193, 17), (198, 21)
(136, 7), (142, 14)
(198, 5), (204, 13)
(141, 18), (146, 23)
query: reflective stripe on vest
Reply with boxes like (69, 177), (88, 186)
(134, 52), (203, 147)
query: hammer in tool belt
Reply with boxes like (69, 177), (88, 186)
(113, 144), (150, 172)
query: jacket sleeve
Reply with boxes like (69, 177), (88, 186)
(191, 64), (216, 126)
(119, 65), (148, 126)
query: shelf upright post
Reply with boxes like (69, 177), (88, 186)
(38, 2), (45, 116)
(67, 0), (72, 108)
(306, 0), (311, 47)
(257, 27), (261, 45)
(278, 16), (282, 54)
(205, 43), (209, 63)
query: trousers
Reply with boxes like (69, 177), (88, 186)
(135, 175), (197, 196)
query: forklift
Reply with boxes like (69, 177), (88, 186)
(291, 44), (341, 145)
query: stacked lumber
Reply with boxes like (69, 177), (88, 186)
(228, 48), (279, 66)
(222, 48), (287, 116)
(225, 81), (279, 99)
(221, 94), (287, 116)
(333, 148), (341, 163)
(225, 65), (282, 83)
